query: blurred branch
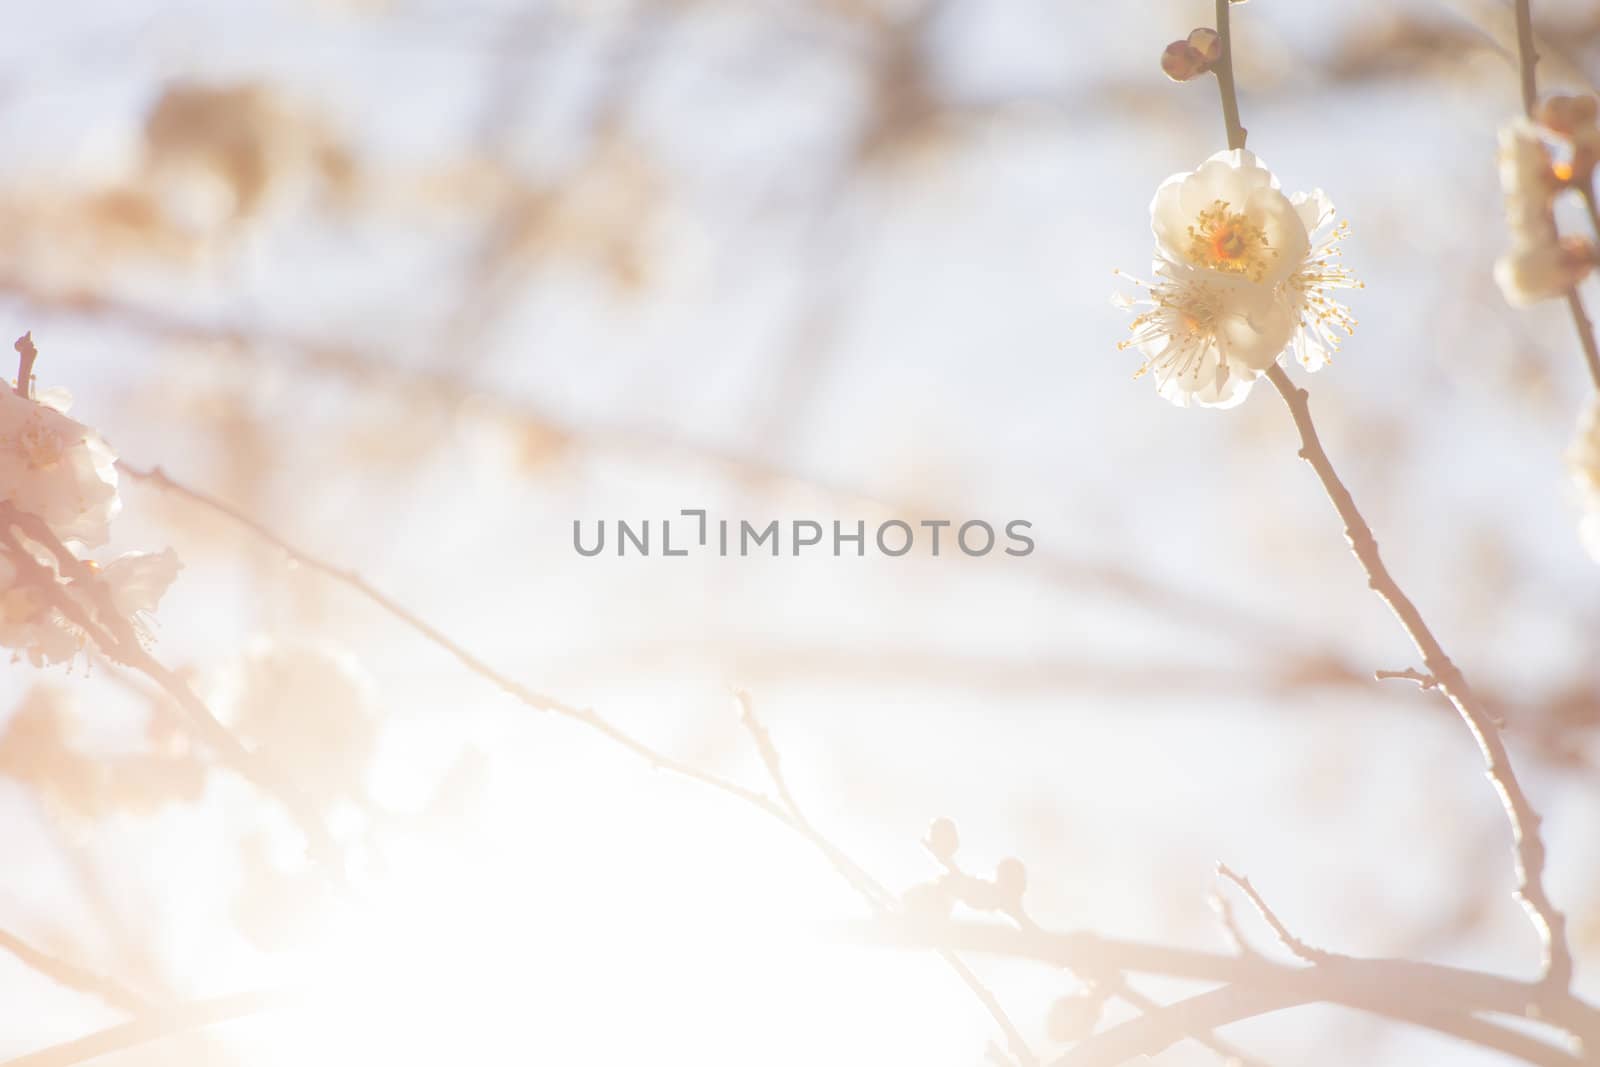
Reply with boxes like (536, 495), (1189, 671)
(0, 988), (286, 1067)
(0, 927), (151, 1016)
(848, 917), (1600, 1065)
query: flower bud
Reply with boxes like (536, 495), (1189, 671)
(1161, 41), (1209, 83)
(1186, 28), (1221, 66)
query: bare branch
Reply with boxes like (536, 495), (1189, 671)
(1264, 364), (1571, 989)
(0, 927), (152, 1016)
(0, 989), (287, 1067)
(1216, 862), (1333, 966)
(846, 917), (1600, 1055)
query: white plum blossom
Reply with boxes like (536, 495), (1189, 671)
(1568, 398), (1600, 565)
(1493, 115), (1596, 306)
(0, 545), (180, 667)
(1117, 149), (1359, 407)
(1150, 150), (1309, 287)
(0, 385), (119, 547)
(1115, 258), (1291, 409)
(213, 638), (379, 802)
(1496, 239), (1595, 309)
(1282, 189), (1361, 371)
(0, 356), (181, 668)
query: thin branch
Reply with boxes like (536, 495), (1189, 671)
(1208, 887), (1259, 960)
(1263, 363), (1571, 989)
(1374, 666), (1438, 691)
(1050, 980), (1584, 1067)
(1213, 0), (1247, 152)
(1215, 862), (1333, 965)
(0, 989), (287, 1067)
(13, 332), (35, 399)
(1514, 0), (1540, 115)
(0, 927), (152, 1016)
(1562, 290), (1600, 390)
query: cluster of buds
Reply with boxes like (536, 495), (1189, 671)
(1494, 94), (1600, 307)
(1160, 28), (1222, 83)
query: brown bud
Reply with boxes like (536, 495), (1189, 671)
(1161, 41), (1209, 83)
(1186, 27), (1221, 66)
(1538, 94), (1599, 136)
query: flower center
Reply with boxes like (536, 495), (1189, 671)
(1187, 200), (1273, 281)
(18, 420), (64, 470)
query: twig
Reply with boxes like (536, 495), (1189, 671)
(13, 332), (35, 399)
(1215, 863), (1332, 965)
(1513, 0), (1539, 115)
(1264, 363), (1571, 989)
(0, 927), (152, 1016)
(0, 989), (287, 1067)
(1213, 0), (1247, 152)
(1208, 887), (1259, 960)
(1374, 667), (1437, 691)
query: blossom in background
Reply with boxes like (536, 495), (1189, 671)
(0, 363), (181, 667)
(0, 385), (119, 547)
(0, 545), (181, 667)
(1568, 397), (1600, 565)
(1493, 108), (1598, 307)
(1117, 150), (1359, 407)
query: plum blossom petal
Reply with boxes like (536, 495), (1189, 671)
(1151, 150), (1309, 287)
(0, 386), (120, 548)
(1116, 257), (1295, 409)
(1281, 190), (1361, 372)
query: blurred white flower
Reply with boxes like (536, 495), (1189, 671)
(1281, 190), (1362, 371)
(215, 638), (379, 803)
(1494, 238), (1594, 308)
(1150, 149), (1308, 287)
(1568, 398), (1600, 564)
(0, 385), (119, 547)
(1494, 116), (1595, 306)
(1115, 257), (1294, 409)
(1498, 119), (1562, 248)
(0, 547), (180, 667)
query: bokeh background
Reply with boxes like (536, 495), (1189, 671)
(0, 0), (1598, 1064)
